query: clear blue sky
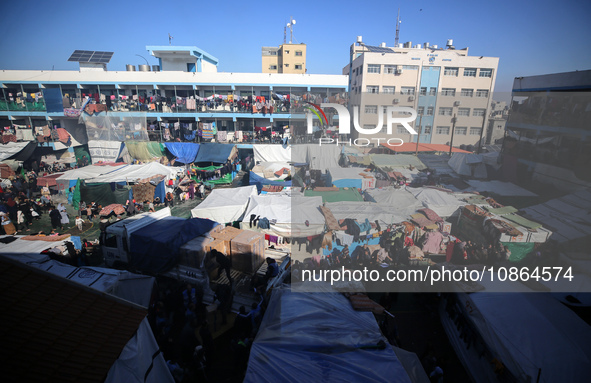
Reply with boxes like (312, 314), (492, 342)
(0, 0), (589, 94)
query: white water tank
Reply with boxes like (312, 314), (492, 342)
(380, 42), (386, 48)
(138, 64), (150, 72)
(357, 36), (363, 43)
(152, 65), (160, 72)
(446, 39), (453, 47)
(126, 64), (136, 71)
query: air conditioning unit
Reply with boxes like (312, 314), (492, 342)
(454, 101), (461, 106)
(393, 98), (400, 103)
(396, 69), (403, 75)
(408, 95), (415, 101)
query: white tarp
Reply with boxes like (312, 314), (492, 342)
(364, 187), (423, 219)
(57, 164), (127, 181)
(105, 317), (174, 383)
(191, 185), (258, 223)
(0, 142), (30, 162)
(407, 187), (466, 218)
(457, 293), (591, 383)
(371, 154), (427, 171)
(465, 180), (538, 197)
(87, 140), (124, 164)
(327, 167), (376, 190)
(253, 144), (291, 163)
(325, 201), (408, 226)
(88, 162), (182, 183)
(245, 284), (412, 383)
(240, 194), (324, 237)
(447, 153), (487, 178)
(251, 162), (292, 180)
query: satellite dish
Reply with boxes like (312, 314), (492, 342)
(292, 19), (296, 25)
(287, 23), (291, 27)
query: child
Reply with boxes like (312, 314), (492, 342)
(75, 216), (84, 231)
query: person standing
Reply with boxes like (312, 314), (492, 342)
(211, 249), (233, 285)
(58, 203), (69, 229)
(49, 206), (62, 230)
(75, 216), (84, 231)
(188, 182), (195, 200)
(199, 183), (205, 199)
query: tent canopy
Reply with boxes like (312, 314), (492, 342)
(325, 201), (408, 226)
(130, 216), (219, 273)
(244, 284), (412, 383)
(249, 171), (292, 192)
(447, 153), (487, 178)
(164, 142), (200, 164)
(194, 143), (236, 164)
(88, 162), (181, 183)
(57, 164), (127, 181)
(364, 187), (424, 219)
(253, 144), (291, 163)
(406, 187), (466, 218)
(304, 187), (364, 203)
(191, 185), (257, 223)
(0, 141), (37, 162)
(371, 154), (427, 171)
(327, 167), (376, 190)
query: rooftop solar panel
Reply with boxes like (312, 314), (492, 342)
(68, 50), (114, 63)
(366, 45), (395, 54)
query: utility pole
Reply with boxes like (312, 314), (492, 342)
(415, 113), (423, 156)
(395, 9), (401, 47)
(449, 113), (457, 156)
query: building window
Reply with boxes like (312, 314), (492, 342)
(363, 125), (375, 131)
(473, 108), (486, 117)
(397, 126), (408, 134)
(455, 126), (467, 135)
(426, 107), (434, 116)
(284, 64), (289, 67)
(457, 108), (470, 116)
(382, 86), (395, 94)
(368, 64), (381, 74)
(423, 125), (432, 134)
(417, 106), (424, 115)
(444, 67), (459, 76)
(295, 64), (302, 70)
(470, 127), (482, 135)
(438, 107), (453, 116)
(270, 51), (277, 56)
(284, 50), (290, 54)
(420, 87), (427, 96)
(384, 65), (396, 74)
(436, 126), (450, 135)
(365, 105), (378, 114)
(401, 87), (415, 95)
(367, 86), (379, 94)
(460, 88), (474, 97)
(429, 88), (437, 96)
(295, 51), (303, 56)
(476, 89), (489, 98)
(269, 65), (277, 70)
(442, 88), (456, 96)
(402, 65), (419, 70)
(464, 68), (477, 77)
(479, 68), (493, 78)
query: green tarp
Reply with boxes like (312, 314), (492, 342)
(503, 214), (542, 229)
(502, 242), (535, 262)
(486, 206), (519, 215)
(125, 141), (165, 161)
(304, 188), (364, 203)
(192, 165), (233, 185)
(74, 145), (91, 166)
(79, 182), (130, 207)
(72, 178), (81, 210)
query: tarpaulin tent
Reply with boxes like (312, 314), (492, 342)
(125, 141), (166, 162)
(447, 153), (487, 178)
(194, 143), (236, 164)
(371, 154), (427, 171)
(88, 163), (181, 183)
(364, 187), (424, 219)
(129, 216), (219, 273)
(0, 141), (36, 162)
(37, 173), (64, 187)
(253, 144), (291, 163)
(56, 164), (127, 193)
(304, 187), (364, 203)
(251, 162), (291, 181)
(325, 201), (408, 227)
(87, 140), (124, 164)
(193, 165), (234, 185)
(244, 284), (413, 383)
(191, 185), (258, 223)
(326, 167), (376, 190)
(240, 194), (324, 237)
(164, 142), (200, 164)
(80, 182), (120, 206)
(292, 144), (341, 170)
(407, 187), (466, 218)
(249, 171), (291, 192)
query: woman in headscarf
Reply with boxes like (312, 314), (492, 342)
(58, 203), (69, 227)
(1, 213), (17, 235)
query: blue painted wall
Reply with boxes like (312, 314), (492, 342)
(415, 66), (440, 143)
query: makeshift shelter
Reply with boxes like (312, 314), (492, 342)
(87, 140), (124, 164)
(291, 144), (341, 170)
(240, 194), (324, 237)
(443, 293), (591, 383)
(371, 154), (427, 171)
(407, 187), (466, 218)
(129, 216), (219, 273)
(253, 144), (291, 163)
(249, 171), (292, 192)
(164, 142), (200, 164)
(244, 284), (415, 383)
(88, 162), (180, 183)
(326, 167), (376, 190)
(56, 164), (126, 193)
(251, 161), (291, 181)
(325, 201), (408, 227)
(447, 153), (487, 179)
(125, 141), (166, 162)
(0, 141), (36, 162)
(191, 185), (258, 224)
(194, 143), (237, 164)
(304, 187), (364, 203)
(364, 187), (424, 219)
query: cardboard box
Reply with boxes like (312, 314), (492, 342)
(230, 230), (265, 273)
(211, 227), (242, 255)
(179, 236), (214, 269)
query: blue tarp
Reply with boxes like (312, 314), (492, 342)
(194, 143), (235, 164)
(42, 88), (64, 113)
(164, 142), (200, 164)
(154, 180), (165, 203)
(249, 171), (292, 192)
(129, 216), (219, 273)
(332, 179), (363, 189)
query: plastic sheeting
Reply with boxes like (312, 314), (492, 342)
(253, 144), (291, 163)
(194, 143), (236, 164)
(244, 284), (412, 383)
(81, 114), (149, 141)
(465, 180), (538, 197)
(304, 188), (364, 203)
(407, 187), (466, 218)
(371, 154), (427, 171)
(249, 171), (291, 192)
(191, 185), (257, 223)
(291, 144), (341, 170)
(88, 163), (180, 183)
(125, 141), (165, 162)
(87, 140), (123, 164)
(105, 317), (174, 383)
(164, 142), (200, 164)
(325, 201), (408, 227)
(129, 216), (219, 273)
(327, 167), (376, 190)
(80, 182), (119, 206)
(57, 164), (127, 181)
(454, 292), (591, 383)
(0, 141), (37, 162)
(364, 187), (423, 219)
(240, 194), (324, 237)
(447, 153), (487, 178)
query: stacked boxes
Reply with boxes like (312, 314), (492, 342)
(210, 226), (242, 255)
(230, 230), (265, 273)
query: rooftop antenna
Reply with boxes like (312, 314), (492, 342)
(287, 16), (296, 44)
(168, 33), (173, 45)
(394, 8), (401, 47)
(284, 25), (286, 44)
